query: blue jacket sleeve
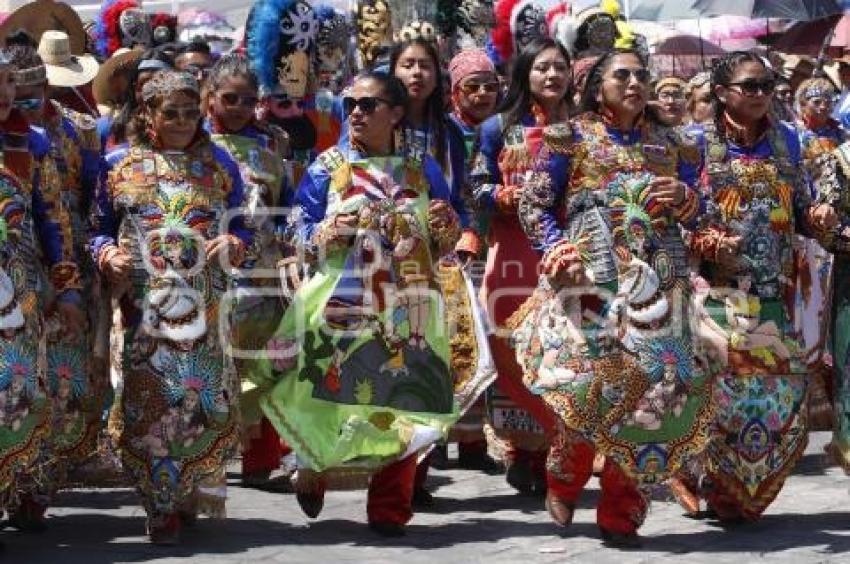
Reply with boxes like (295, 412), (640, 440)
(89, 148), (126, 262)
(468, 115), (504, 211)
(294, 160), (331, 246)
(216, 146), (253, 247)
(520, 148), (569, 253)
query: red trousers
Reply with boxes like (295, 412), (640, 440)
(242, 417), (290, 475)
(367, 454), (419, 525)
(547, 433), (647, 534)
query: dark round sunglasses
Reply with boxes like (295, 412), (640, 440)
(727, 79), (776, 98)
(342, 96), (393, 116)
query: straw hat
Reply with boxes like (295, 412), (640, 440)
(38, 31), (99, 87)
(92, 47), (143, 106)
(0, 0), (86, 55)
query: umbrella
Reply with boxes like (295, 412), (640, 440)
(691, 0), (844, 21)
(674, 16), (776, 42)
(773, 13), (846, 55)
(627, 0), (704, 20)
(655, 34), (727, 56)
(651, 33), (728, 77)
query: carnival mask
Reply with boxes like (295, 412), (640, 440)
(458, 0), (495, 38)
(119, 8), (152, 48)
(280, 0), (319, 51)
(278, 50), (310, 99)
(514, 4), (546, 52)
(586, 14), (617, 51)
(317, 12), (349, 74)
(394, 21), (436, 43)
(153, 25), (175, 46)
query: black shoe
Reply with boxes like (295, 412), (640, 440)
(412, 487), (435, 508)
(296, 491), (325, 519)
(7, 512), (47, 533)
(429, 445), (450, 470)
(505, 460), (534, 495)
(600, 528), (643, 549)
(369, 521), (406, 537)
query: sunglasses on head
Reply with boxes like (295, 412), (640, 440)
(342, 96), (392, 116)
(459, 81), (500, 96)
(158, 106), (202, 122)
(728, 78), (776, 97)
(14, 98), (43, 111)
(220, 92), (259, 108)
(610, 68), (651, 84)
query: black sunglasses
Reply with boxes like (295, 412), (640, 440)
(220, 92), (259, 107)
(728, 79), (776, 97)
(610, 68), (651, 84)
(342, 96), (393, 116)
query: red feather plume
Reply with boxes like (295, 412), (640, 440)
(99, 0), (142, 58)
(492, 0), (523, 62)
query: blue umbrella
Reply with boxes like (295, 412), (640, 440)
(691, 0), (844, 21)
(627, 0), (704, 21)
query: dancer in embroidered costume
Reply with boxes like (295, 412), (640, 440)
(203, 53), (293, 490)
(685, 51), (837, 523)
(511, 48), (711, 547)
(1, 35), (105, 530)
(91, 70), (250, 544)
(469, 38), (571, 495)
(250, 72), (486, 537)
(0, 46), (83, 537)
(793, 77), (846, 430)
(446, 48), (501, 471)
(812, 139), (850, 474)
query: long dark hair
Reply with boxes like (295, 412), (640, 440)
(710, 50), (772, 140)
(390, 38), (448, 170)
(579, 48), (643, 113)
(498, 38), (573, 131)
(355, 70), (409, 109)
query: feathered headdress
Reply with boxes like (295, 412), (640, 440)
(491, 0), (547, 64)
(150, 12), (178, 46)
(315, 5), (348, 53)
(547, 2), (573, 53)
(246, 0), (318, 96)
(94, 0), (142, 59)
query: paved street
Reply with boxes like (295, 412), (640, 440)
(7, 432), (850, 563)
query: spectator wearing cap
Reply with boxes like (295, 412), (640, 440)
(448, 49), (500, 136)
(652, 77), (687, 127)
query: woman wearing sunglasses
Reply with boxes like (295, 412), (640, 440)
(792, 77), (847, 433)
(512, 47), (712, 547)
(203, 53), (294, 492)
(0, 48), (84, 541)
(250, 72), (467, 538)
(682, 51), (838, 524)
(91, 70), (250, 545)
(0, 42), (106, 532)
(468, 37), (572, 500)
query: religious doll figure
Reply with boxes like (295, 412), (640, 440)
(356, 0), (392, 68)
